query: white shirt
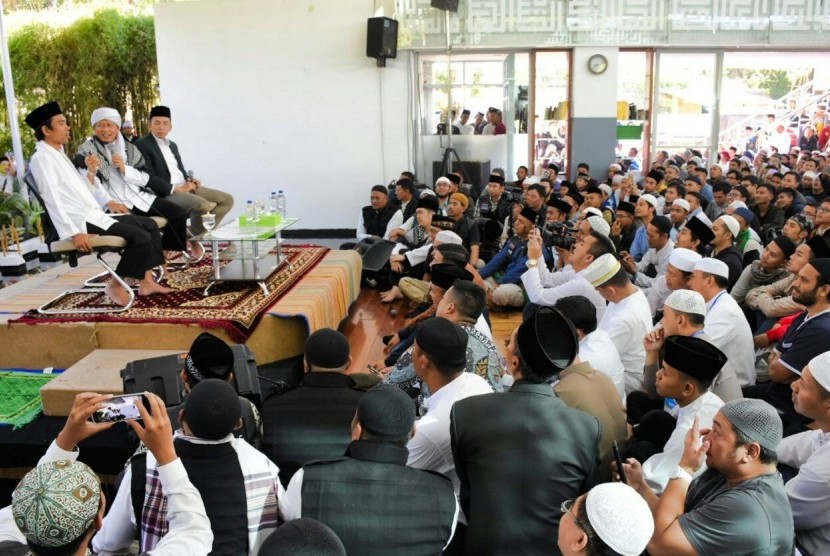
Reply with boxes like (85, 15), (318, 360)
(703, 290), (756, 386)
(646, 275), (673, 317)
(94, 432), (282, 556)
(778, 429), (830, 556)
(598, 288), (653, 394)
(407, 373), (492, 522)
(30, 141), (117, 239)
(0, 440), (212, 555)
(521, 260), (607, 322)
(634, 240), (674, 289)
(153, 135), (186, 187)
(642, 390), (724, 494)
(86, 159), (155, 213)
(578, 329), (625, 401)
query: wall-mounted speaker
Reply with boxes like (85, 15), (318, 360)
(430, 0), (459, 12)
(367, 17), (398, 67)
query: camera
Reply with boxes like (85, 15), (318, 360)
(544, 221), (577, 251)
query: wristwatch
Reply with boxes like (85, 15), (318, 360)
(670, 466), (694, 483)
(526, 259), (539, 269)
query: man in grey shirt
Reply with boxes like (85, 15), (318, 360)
(623, 398), (794, 555)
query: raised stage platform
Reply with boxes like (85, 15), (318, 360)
(0, 248), (362, 370)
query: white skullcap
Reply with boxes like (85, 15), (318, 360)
(90, 107), (121, 128)
(583, 253), (621, 287)
(435, 177), (452, 186)
(808, 352), (830, 393)
(435, 230), (462, 245)
(804, 171), (818, 179)
(695, 211), (713, 227)
(420, 189), (436, 198)
(585, 483), (654, 556)
(583, 207), (603, 219)
(611, 174), (625, 185)
(121, 120), (133, 128)
(717, 214), (740, 239)
(739, 155), (752, 165)
(609, 163), (622, 171)
(669, 248), (702, 272)
(688, 156), (703, 166)
(728, 200), (748, 211)
(664, 289), (706, 316)
(694, 257), (729, 279)
(598, 184), (613, 197)
(672, 198), (691, 212)
(524, 175), (541, 186)
(586, 215), (611, 237)
(640, 194), (658, 209)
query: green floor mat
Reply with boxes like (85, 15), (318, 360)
(0, 371), (58, 429)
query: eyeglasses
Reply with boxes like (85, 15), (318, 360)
(561, 499), (578, 522)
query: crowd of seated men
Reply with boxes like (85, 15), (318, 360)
(5, 99), (830, 555)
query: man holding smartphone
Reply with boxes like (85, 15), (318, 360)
(0, 392), (213, 555)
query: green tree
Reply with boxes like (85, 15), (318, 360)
(0, 8), (158, 155)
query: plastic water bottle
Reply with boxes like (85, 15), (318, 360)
(277, 190), (286, 217)
(269, 191), (278, 214)
(244, 200), (255, 229)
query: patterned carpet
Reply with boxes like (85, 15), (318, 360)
(11, 245), (329, 342)
(0, 371), (58, 428)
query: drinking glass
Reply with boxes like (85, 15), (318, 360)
(202, 212), (216, 238)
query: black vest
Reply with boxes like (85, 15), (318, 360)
(261, 372), (363, 485)
(175, 439), (248, 556)
(362, 204), (397, 237)
(301, 440), (456, 556)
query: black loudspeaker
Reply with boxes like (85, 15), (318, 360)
(122, 344), (262, 409)
(431, 0), (459, 12)
(366, 17), (398, 63)
(433, 159), (492, 199)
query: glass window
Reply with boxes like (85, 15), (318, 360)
(532, 52), (570, 175)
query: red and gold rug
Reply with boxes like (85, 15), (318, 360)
(11, 245), (329, 342)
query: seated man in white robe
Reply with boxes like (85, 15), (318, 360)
(26, 101), (171, 306)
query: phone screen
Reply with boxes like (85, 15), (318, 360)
(90, 394), (145, 423)
(613, 440), (627, 484)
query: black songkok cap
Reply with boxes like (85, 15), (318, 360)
(771, 235), (796, 259)
(446, 173), (462, 185)
(417, 196), (439, 212)
(651, 215), (673, 235)
(184, 379), (241, 440)
(431, 263), (473, 291)
(547, 197), (572, 214)
(185, 332), (234, 384)
(647, 169), (665, 182)
(149, 105), (171, 119)
(663, 335), (727, 382)
(684, 175), (702, 186)
(810, 258), (830, 283)
(25, 101), (62, 130)
(585, 186), (603, 196)
(617, 201), (636, 215)
(258, 518), (346, 555)
(517, 307), (578, 379)
(415, 317), (468, 369)
(304, 328), (350, 369)
(371, 185), (388, 195)
(518, 206), (539, 224)
(429, 214), (456, 230)
(488, 174), (505, 185)
(565, 190), (584, 207)
(807, 237), (830, 260)
(357, 384), (416, 441)
(685, 215), (715, 245)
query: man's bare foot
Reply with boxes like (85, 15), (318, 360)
(380, 286), (402, 303)
(138, 280), (174, 296)
(105, 280), (133, 307)
(189, 240), (205, 260)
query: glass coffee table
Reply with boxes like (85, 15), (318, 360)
(203, 217), (299, 296)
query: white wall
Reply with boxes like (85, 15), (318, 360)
(571, 47), (619, 119)
(153, 0), (409, 230)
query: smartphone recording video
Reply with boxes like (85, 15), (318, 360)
(90, 394), (148, 423)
